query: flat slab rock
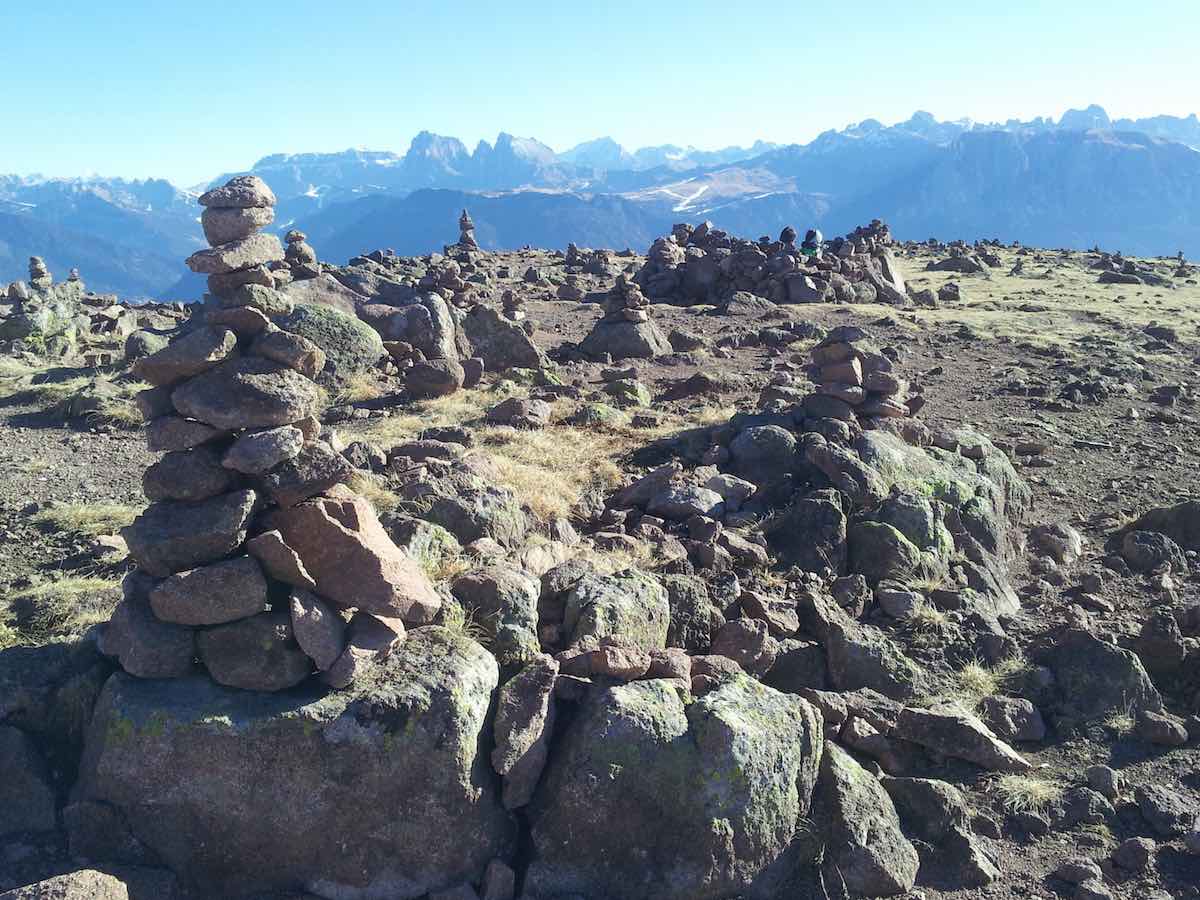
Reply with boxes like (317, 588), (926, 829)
(171, 357), (322, 431)
(121, 490), (259, 577)
(72, 627), (514, 899)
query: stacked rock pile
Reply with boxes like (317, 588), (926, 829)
(28, 256), (52, 290)
(804, 326), (917, 425)
(578, 273), (671, 360)
(634, 219), (910, 307)
(501, 288), (526, 322)
(100, 176), (442, 693)
(458, 208), (479, 251)
(283, 229), (320, 280)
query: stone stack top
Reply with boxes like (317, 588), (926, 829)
(805, 326), (915, 424)
(105, 175), (440, 694)
(602, 274), (651, 324)
(189, 175), (284, 297)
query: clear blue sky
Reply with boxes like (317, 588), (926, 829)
(2, 0), (1196, 187)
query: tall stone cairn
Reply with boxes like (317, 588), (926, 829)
(804, 325), (917, 424)
(101, 176), (442, 693)
(458, 208), (479, 250)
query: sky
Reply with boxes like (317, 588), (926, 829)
(2, 0), (1197, 187)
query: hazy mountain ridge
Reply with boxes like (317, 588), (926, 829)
(3, 105), (1198, 298)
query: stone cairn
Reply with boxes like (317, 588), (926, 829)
(28, 256), (52, 290)
(578, 273), (671, 360)
(283, 229), (320, 281)
(99, 175), (441, 693)
(501, 288), (526, 322)
(457, 208), (479, 251)
(804, 325), (917, 425)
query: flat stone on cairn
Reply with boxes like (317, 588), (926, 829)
(578, 273), (671, 360)
(106, 175), (442, 694)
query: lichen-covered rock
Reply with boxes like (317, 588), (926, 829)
(1046, 628), (1163, 721)
(525, 676), (823, 899)
(276, 303), (384, 389)
(72, 627), (515, 899)
(0, 869), (132, 899)
(491, 654), (557, 810)
(563, 569), (670, 650)
(814, 742), (919, 897)
(451, 566), (540, 666)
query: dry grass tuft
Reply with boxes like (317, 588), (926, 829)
(348, 473), (401, 514)
(1104, 700), (1138, 736)
(905, 598), (949, 632)
(33, 502), (140, 537)
(9, 575), (123, 640)
(991, 774), (1063, 814)
(438, 598), (492, 645)
(335, 372), (385, 404)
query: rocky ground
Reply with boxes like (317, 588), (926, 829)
(0, 236), (1198, 900)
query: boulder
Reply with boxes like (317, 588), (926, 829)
(461, 304), (549, 370)
(222, 425), (305, 475)
(563, 569), (670, 650)
(814, 742), (919, 897)
(893, 704), (1033, 772)
(198, 174), (276, 208)
(276, 303), (385, 390)
(525, 676), (823, 900)
(201, 205), (274, 245)
(1046, 628), (1163, 721)
(451, 566), (541, 666)
(196, 611), (313, 692)
(289, 588), (347, 671)
(132, 325), (237, 386)
(491, 654), (558, 810)
(73, 628), (515, 898)
(0, 870), (131, 899)
(142, 445), (238, 503)
(186, 233), (285, 275)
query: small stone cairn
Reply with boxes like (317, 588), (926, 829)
(578, 274), (671, 359)
(805, 325), (916, 424)
(28, 256), (52, 290)
(501, 288), (526, 322)
(99, 176), (441, 693)
(283, 229), (320, 280)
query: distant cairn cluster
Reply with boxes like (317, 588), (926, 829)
(99, 176), (441, 692)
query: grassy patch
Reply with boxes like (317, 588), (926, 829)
(991, 774), (1063, 814)
(8, 575), (123, 640)
(438, 598), (491, 645)
(334, 372), (384, 404)
(348, 473), (401, 514)
(33, 502), (140, 537)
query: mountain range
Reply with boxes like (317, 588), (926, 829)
(3, 104), (1198, 300)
